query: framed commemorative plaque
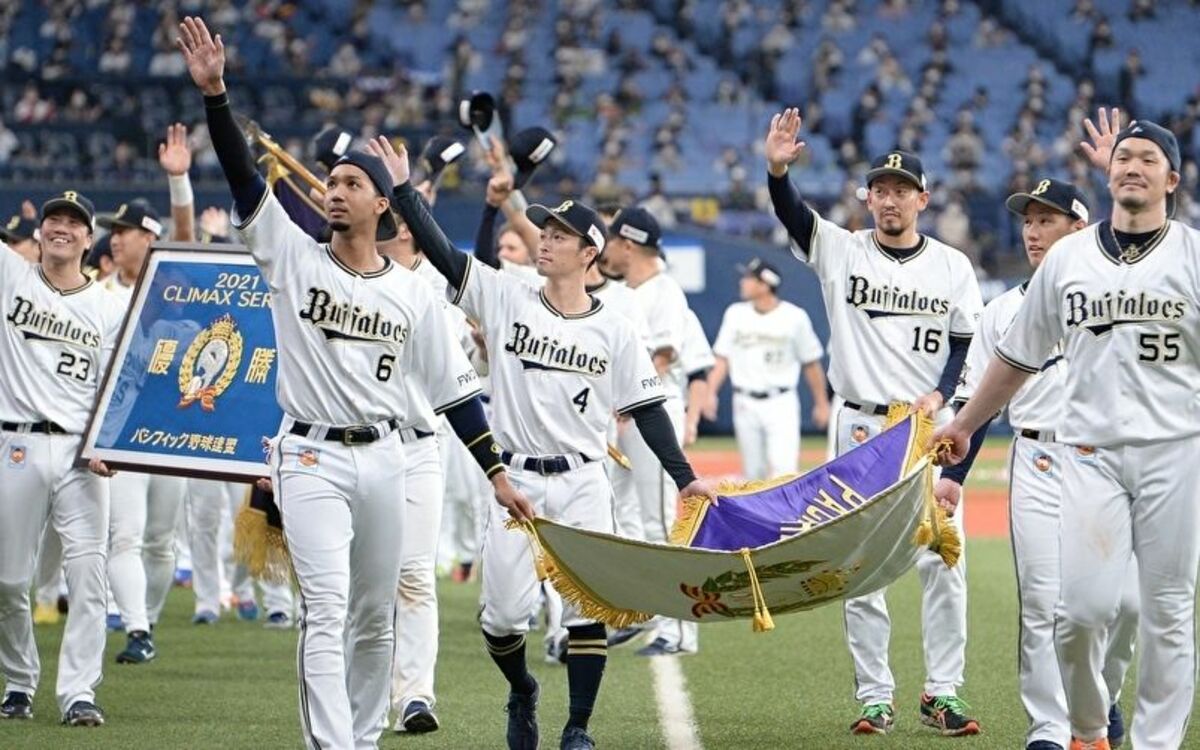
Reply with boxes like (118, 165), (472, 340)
(79, 242), (283, 480)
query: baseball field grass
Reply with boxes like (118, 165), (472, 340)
(2, 437), (1183, 748)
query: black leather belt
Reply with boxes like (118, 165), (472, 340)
(734, 387), (790, 400)
(290, 418), (405, 445)
(1018, 428), (1055, 442)
(1, 421), (69, 434)
(499, 450), (591, 475)
(844, 401), (889, 416)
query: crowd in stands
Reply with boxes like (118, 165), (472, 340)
(0, 0), (1198, 275)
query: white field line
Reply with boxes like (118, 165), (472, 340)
(650, 655), (703, 750)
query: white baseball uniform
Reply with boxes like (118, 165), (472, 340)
(792, 209), (983, 704)
(995, 220), (1200, 748)
(100, 273), (189, 635)
(447, 256), (665, 636)
(713, 299), (824, 480)
(625, 270), (696, 651)
(0, 242), (125, 714)
(235, 192), (481, 750)
(958, 282), (1138, 747)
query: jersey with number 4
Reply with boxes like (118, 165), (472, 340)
(793, 212), (982, 404)
(998, 220), (1200, 446)
(450, 257), (666, 458)
(235, 192), (480, 426)
(0, 244), (126, 432)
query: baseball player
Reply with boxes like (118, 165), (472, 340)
(707, 257), (829, 480)
(679, 308), (716, 447)
(936, 120), (1198, 750)
(95, 199), (191, 663)
(0, 213), (39, 262)
(766, 108), (983, 735)
(382, 135), (714, 750)
(943, 178), (1139, 750)
(599, 206), (703, 656)
(178, 18), (526, 749)
(0, 191), (126, 727)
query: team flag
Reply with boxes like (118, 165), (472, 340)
(514, 410), (958, 632)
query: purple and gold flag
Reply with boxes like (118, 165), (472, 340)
(517, 412), (958, 632)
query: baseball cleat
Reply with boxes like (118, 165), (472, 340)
(919, 693), (980, 736)
(505, 679), (539, 750)
(264, 611), (293, 629)
(33, 602), (60, 625)
(560, 725), (596, 750)
(1068, 739), (1111, 750)
(1107, 704), (1125, 748)
(1026, 741), (1064, 750)
(606, 625), (643, 647)
(173, 568), (193, 588)
(544, 633), (568, 665)
(236, 600), (260, 621)
(635, 637), (679, 657)
(192, 610), (219, 625)
(105, 613), (124, 631)
(0, 691), (33, 720)
(115, 630), (156, 664)
(56, 594), (69, 614)
(850, 702), (894, 735)
(399, 700), (440, 733)
(62, 700), (105, 727)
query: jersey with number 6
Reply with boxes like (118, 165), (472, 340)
(792, 211), (982, 404)
(997, 220), (1200, 446)
(234, 192), (481, 426)
(0, 243), (126, 432)
(450, 256), (666, 458)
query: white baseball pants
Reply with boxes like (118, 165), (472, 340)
(0, 431), (109, 714)
(1055, 435), (1200, 748)
(732, 389), (800, 480)
(437, 426), (486, 571)
(108, 472), (186, 631)
(609, 416), (644, 539)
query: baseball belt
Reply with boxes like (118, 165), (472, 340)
(499, 450), (593, 476)
(843, 400), (889, 416)
(733, 387), (791, 400)
(289, 418), (432, 445)
(1017, 427), (1056, 443)
(1, 421), (69, 434)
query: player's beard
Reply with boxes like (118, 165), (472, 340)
(878, 221), (906, 237)
(1114, 193), (1149, 212)
(329, 220), (351, 232)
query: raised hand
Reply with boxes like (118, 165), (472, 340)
(1080, 106), (1121, 171)
(364, 135), (410, 187)
(485, 171), (514, 207)
(765, 107), (807, 177)
(176, 16), (226, 96)
(158, 122), (192, 176)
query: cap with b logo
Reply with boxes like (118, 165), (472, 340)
(1005, 178), (1090, 222)
(526, 199), (607, 252)
(40, 190), (96, 232)
(738, 257), (782, 289)
(608, 207), (663, 249)
(1111, 119), (1181, 217)
(0, 214), (37, 243)
(98, 200), (164, 237)
(866, 151), (927, 191)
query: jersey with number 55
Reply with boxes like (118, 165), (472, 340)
(450, 256), (666, 459)
(234, 193), (481, 426)
(0, 242), (126, 432)
(997, 220), (1200, 446)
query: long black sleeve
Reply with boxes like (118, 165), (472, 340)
(940, 416), (994, 485)
(630, 402), (697, 489)
(443, 395), (505, 478)
(767, 172), (817, 256)
(391, 181), (469, 288)
(474, 203), (501, 269)
(936, 334), (972, 403)
(204, 92), (266, 219)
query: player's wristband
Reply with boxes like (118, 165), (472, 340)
(466, 431), (505, 478)
(203, 91), (230, 109)
(168, 174), (194, 207)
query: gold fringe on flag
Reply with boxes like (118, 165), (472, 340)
(233, 500), (292, 584)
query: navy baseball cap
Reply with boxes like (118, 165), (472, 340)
(1005, 178), (1090, 223)
(527, 199), (607, 251)
(331, 151), (398, 236)
(1111, 119), (1181, 216)
(0, 214), (37, 243)
(608, 207), (663, 249)
(86, 233), (112, 268)
(738, 257), (782, 289)
(40, 191), (96, 233)
(510, 127), (557, 189)
(418, 136), (465, 185)
(313, 126), (354, 172)
(98, 200), (164, 237)
(866, 151), (928, 191)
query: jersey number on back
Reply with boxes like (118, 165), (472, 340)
(572, 387), (590, 414)
(56, 351), (91, 382)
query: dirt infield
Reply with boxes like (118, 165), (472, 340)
(685, 448), (1010, 540)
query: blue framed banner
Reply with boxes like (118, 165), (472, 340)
(79, 244), (283, 480)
